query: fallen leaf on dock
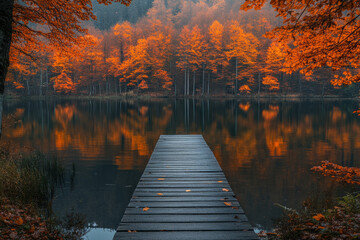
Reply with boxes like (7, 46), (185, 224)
(157, 178), (165, 181)
(218, 181), (223, 183)
(143, 207), (150, 211)
(222, 188), (229, 192)
(224, 202), (232, 206)
(185, 190), (191, 192)
(157, 193), (163, 196)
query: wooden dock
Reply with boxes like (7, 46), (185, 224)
(113, 135), (258, 240)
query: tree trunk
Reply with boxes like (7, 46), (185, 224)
(45, 67), (49, 95)
(202, 63), (205, 96)
(258, 72), (261, 96)
(235, 57), (238, 95)
(174, 76), (177, 96)
(207, 72), (210, 95)
(187, 68), (190, 96)
(0, 95), (2, 137)
(0, 0), (14, 136)
(184, 69), (187, 96)
(39, 68), (43, 96)
(193, 71), (195, 97)
(26, 78), (30, 95)
(299, 72), (302, 95)
(0, 0), (14, 95)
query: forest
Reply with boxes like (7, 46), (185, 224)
(5, 0), (360, 97)
(1, 0), (360, 239)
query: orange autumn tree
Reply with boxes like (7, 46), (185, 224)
(177, 26), (192, 96)
(207, 20), (228, 94)
(113, 21), (133, 64)
(118, 38), (149, 91)
(77, 33), (105, 95)
(107, 21), (133, 92)
(263, 41), (288, 92)
(188, 25), (207, 96)
(143, 19), (174, 91)
(147, 31), (173, 91)
(241, 0), (360, 87)
(52, 72), (75, 94)
(226, 21), (259, 95)
(262, 75), (280, 92)
(6, 50), (37, 94)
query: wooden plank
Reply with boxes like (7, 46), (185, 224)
(133, 192), (236, 197)
(130, 196), (238, 202)
(142, 172), (226, 176)
(113, 231), (258, 240)
(113, 135), (258, 240)
(117, 222), (253, 231)
(135, 184), (231, 188)
(124, 207), (244, 215)
(140, 176), (227, 182)
(121, 214), (248, 223)
(127, 201), (240, 208)
(134, 188), (232, 192)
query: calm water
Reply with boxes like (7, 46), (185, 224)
(3, 98), (360, 239)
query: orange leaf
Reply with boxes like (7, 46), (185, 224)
(222, 188), (229, 192)
(14, 216), (23, 225)
(143, 207), (150, 212)
(218, 181), (223, 183)
(157, 193), (163, 196)
(224, 202), (232, 206)
(312, 213), (325, 221)
(185, 189), (191, 192)
(157, 178), (165, 181)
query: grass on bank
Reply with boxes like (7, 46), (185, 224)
(260, 161), (360, 240)
(267, 193), (360, 240)
(0, 143), (87, 239)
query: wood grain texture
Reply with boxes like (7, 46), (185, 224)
(113, 135), (258, 240)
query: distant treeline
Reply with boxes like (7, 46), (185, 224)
(6, 0), (360, 97)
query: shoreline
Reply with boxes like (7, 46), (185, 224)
(3, 93), (360, 101)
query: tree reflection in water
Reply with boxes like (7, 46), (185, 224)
(2, 99), (359, 231)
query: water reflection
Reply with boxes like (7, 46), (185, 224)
(2, 99), (360, 235)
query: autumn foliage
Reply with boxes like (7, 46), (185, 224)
(0, 200), (63, 240)
(311, 161), (360, 185)
(241, 0), (360, 86)
(271, 197), (360, 240)
(5, 0), (360, 97)
(52, 72), (75, 94)
(7, 0), (357, 97)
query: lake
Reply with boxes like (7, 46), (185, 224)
(2, 98), (360, 239)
